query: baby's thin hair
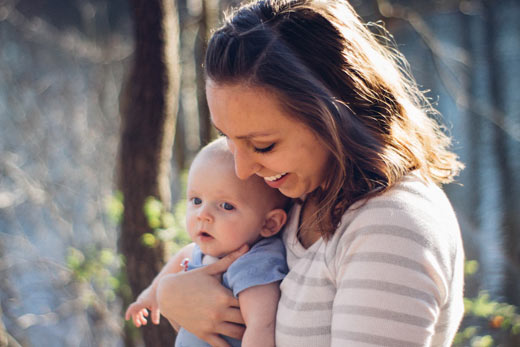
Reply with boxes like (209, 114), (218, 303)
(196, 137), (289, 211)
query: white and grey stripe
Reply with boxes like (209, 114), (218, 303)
(276, 173), (464, 347)
(332, 331), (424, 347)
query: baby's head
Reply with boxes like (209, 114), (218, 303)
(186, 138), (288, 258)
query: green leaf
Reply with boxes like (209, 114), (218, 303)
(141, 233), (157, 247)
(105, 191), (124, 224)
(66, 247), (85, 270)
(464, 326), (477, 338)
(144, 197), (163, 221)
(471, 335), (493, 347)
(465, 260), (479, 276)
(161, 212), (176, 228)
(148, 216), (161, 229)
(99, 249), (115, 266)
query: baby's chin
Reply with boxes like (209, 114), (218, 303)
(198, 244), (226, 259)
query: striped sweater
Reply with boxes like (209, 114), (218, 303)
(275, 173), (464, 347)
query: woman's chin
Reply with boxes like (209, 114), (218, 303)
(278, 186), (305, 199)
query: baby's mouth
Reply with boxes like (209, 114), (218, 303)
(198, 231), (213, 239)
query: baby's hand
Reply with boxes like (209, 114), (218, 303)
(125, 286), (160, 327)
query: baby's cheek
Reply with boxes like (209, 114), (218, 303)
(185, 215), (197, 233)
(227, 213), (249, 226)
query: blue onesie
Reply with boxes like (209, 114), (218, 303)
(174, 236), (288, 347)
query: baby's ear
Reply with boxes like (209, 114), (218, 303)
(260, 209), (287, 238)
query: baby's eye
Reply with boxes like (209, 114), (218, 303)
(192, 197), (202, 205)
(221, 202), (235, 211)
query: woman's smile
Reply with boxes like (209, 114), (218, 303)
(262, 172), (290, 189)
(207, 81), (331, 198)
(263, 172), (288, 182)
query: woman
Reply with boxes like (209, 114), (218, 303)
(157, 0), (465, 346)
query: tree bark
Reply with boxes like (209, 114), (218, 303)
(119, 0), (180, 345)
(484, 0), (520, 306)
(195, 0), (212, 147)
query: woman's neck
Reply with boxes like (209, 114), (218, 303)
(297, 196), (323, 249)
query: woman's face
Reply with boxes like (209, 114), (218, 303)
(206, 81), (331, 199)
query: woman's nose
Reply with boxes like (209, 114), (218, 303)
(228, 141), (261, 179)
(234, 148), (262, 179)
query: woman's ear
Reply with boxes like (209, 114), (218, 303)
(260, 209), (287, 238)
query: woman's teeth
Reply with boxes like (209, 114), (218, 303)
(264, 172), (287, 182)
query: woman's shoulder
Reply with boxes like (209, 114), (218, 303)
(344, 171), (458, 231)
(328, 171), (463, 272)
(323, 173), (464, 337)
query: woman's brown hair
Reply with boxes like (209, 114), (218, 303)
(205, 0), (464, 238)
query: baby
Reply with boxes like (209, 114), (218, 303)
(125, 138), (289, 347)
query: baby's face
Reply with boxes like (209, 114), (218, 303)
(185, 154), (277, 258)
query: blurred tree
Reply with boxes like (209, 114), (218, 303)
(118, 0), (180, 345)
(459, 2), (482, 297)
(195, 0), (213, 147)
(483, 0), (520, 306)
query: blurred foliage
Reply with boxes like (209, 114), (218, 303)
(66, 246), (127, 305)
(105, 191), (124, 225)
(141, 170), (191, 256)
(63, 176), (193, 345)
(453, 260), (520, 346)
(73, 176), (191, 302)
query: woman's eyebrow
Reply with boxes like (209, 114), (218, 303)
(236, 132), (274, 140)
(212, 124), (275, 140)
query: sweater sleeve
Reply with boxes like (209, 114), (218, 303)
(329, 186), (461, 347)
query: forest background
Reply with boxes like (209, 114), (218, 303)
(1, 0), (519, 346)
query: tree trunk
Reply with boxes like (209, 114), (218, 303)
(484, 0), (520, 306)
(195, 0), (211, 147)
(119, 0), (180, 345)
(458, 11), (482, 298)
(196, 0), (220, 147)
(462, 12), (481, 231)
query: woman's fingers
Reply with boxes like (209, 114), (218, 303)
(215, 321), (246, 340)
(221, 306), (244, 325)
(204, 245), (249, 276)
(205, 334), (231, 347)
(157, 266), (245, 341)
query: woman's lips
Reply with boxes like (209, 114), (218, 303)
(264, 172), (288, 182)
(264, 172), (289, 189)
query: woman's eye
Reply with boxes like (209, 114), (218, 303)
(193, 197), (202, 205)
(217, 129), (227, 138)
(253, 143), (275, 154)
(221, 202), (235, 211)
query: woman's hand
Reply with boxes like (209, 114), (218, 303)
(157, 245), (248, 347)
